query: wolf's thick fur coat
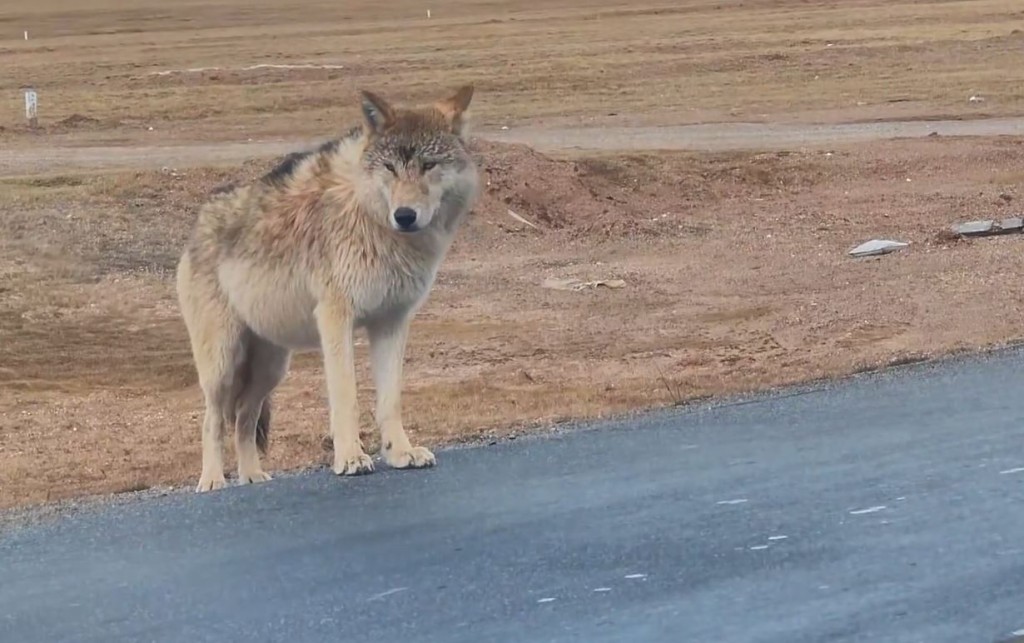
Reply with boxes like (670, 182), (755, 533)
(176, 86), (480, 492)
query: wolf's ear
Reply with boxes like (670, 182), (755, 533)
(434, 85), (474, 137)
(360, 89), (396, 134)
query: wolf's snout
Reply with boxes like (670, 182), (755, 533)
(393, 207), (418, 231)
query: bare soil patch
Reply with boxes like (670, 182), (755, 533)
(3, 135), (1024, 508)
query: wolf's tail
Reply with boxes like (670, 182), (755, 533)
(235, 332), (273, 455)
(255, 396), (272, 455)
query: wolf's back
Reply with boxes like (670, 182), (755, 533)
(184, 183), (264, 266)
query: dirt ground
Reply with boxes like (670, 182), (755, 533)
(5, 135), (1024, 508)
(3, 0), (1024, 509)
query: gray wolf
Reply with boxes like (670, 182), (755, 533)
(175, 85), (480, 492)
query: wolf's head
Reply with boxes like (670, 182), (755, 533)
(358, 86), (479, 233)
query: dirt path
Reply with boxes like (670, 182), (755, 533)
(4, 117), (1024, 175)
(493, 116), (1024, 152)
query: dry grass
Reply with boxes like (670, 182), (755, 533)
(2, 0), (1024, 145)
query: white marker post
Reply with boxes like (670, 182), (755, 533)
(426, 9), (431, 18)
(24, 30), (29, 40)
(24, 86), (38, 128)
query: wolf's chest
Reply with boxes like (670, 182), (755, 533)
(217, 236), (445, 349)
(350, 260), (440, 323)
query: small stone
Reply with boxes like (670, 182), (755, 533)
(951, 220), (995, 236)
(848, 239), (909, 257)
(1000, 193), (1013, 203)
(541, 277), (626, 291)
(1000, 217), (1024, 232)
(951, 219), (1023, 237)
(968, 95), (985, 104)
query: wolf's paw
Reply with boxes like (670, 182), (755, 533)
(333, 452), (375, 476)
(196, 472), (227, 493)
(237, 468), (273, 485)
(385, 445), (436, 470)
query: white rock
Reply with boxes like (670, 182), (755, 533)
(952, 220), (994, 236)
(848, 239), (908, 257)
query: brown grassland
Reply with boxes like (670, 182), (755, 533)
(2, 0), (1024, 509)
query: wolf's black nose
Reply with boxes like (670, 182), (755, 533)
(393, 208), (417, 230)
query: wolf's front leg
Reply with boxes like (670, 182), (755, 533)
(315, 298), (374, 476)
(368, 313), (436, 469)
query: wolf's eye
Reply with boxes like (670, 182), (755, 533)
(422, 160), (437, 172)
(383, 162), (397, 176)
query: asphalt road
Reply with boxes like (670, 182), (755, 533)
(3, 350), (1024, 643)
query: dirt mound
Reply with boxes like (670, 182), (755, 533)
(467, 141), (697, 238)
(58, 113), (100, 127)
(469, 139), (676, 237)
(470, 140), (608, 231)
(468, 140), (835, 238)
(50, 113), (121, 132)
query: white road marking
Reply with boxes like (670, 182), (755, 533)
(367, 587), (408, 602)
(717, 499), (749, 505)
(1000, 467), (1024, 475)
(537, 597), (557, 604)
(624, 574), (647, 580)
(768, 535), (788, 541)
(849, 505), (887, 515)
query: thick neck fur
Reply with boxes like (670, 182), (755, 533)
(257, 129), (463, 279)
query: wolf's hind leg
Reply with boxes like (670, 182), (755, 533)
(234, 335), (290, 485)
(177, 254), (247, 493)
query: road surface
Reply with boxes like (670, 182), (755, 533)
(4, 116), (1024, 175)
(3, 349), (1024, 642)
